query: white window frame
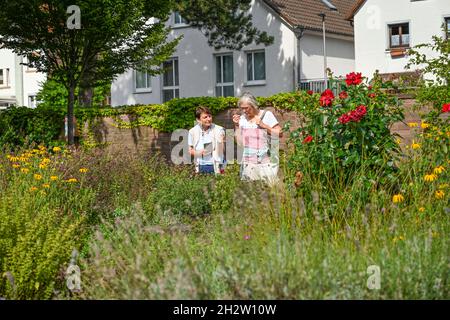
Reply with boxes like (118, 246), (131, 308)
(0, 68), (10, 88)
(245, 50), (266, 86)
(28, 94), (39, 108)
(134, 69), (152, 93)
(162, 58), (180, 103)
(215, 54), (234, 97)
(173, 11), (189, 28)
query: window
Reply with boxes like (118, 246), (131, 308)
(0, 69), (10, 87)
(446, 17), (450, 40)
(174, 12), (187, 25)
(162, 58), (179, 102)
(246, 51), (266, 83)
(389, 23), (410, 48)
(135, 69), (152, 92)
(28, 95), (39, 108)
(215, 54), (234, 97)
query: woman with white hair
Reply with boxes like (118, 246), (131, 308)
(232, 92), (281, 184)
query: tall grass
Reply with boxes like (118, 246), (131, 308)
(80, 154), (448, 299)
(0, 129), (448, 299)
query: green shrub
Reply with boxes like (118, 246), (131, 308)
(406, 27), (450, 111)
(0, 91), (320, 148)
(0, 192), (86, 299)
(0, 105), (65, 146)
(146, 169), (214, 216)
(286, 73), (404, 190)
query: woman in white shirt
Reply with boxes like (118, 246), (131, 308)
(188, 106), (225, 174)
(232, 92), (282, 183)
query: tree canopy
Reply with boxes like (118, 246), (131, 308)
(0, 0), (274, 144)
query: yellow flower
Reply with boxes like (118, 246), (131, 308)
(12, 164), (20, 169)
(21, 168), (30, 174)
(42, 183), (50, 189)
(39, 163), (47, 169)
(32, 149), (40, 153)
(424, 174), (437, 182)
(407, 122), (418, 128)
(50, 175), (58, 181)
(30, 186), (38, 192)
(66, 178), (78, 183)
(34, 174), (42, 180)
(418, 207), (425, 212)
(435, 190), (445, 199)
(393, 235), (405, 243)
(42, 158), (51, 164)
(79, 168), (88, 173)
(421, 122), (430, 129)
(52, 146), (62, 152)
(18, 157), (28, 162)
(411, 142), (421, 149)
(392, 194), (404, 203)
(433, 166), (445, 175)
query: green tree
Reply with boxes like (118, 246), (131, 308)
(0, 0), (273, 145)
(175, 0), (273, 50)
(406, 26), (450, 110)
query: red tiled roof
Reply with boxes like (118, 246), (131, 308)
(346, 0), (367, 20)
(263, 0), (356, 36)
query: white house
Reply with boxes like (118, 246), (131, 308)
(111, 0), (356, 106)
(0, 48), (46, 109)
(348, 0), (450, 80)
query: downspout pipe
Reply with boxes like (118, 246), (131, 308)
(293, 25), (305, 91)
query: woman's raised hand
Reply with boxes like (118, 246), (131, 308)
(232, 114), (240, 127)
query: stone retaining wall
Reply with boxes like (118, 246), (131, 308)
(83, 97), (425, 161)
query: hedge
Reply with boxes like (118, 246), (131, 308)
(0, 91), (314, 147)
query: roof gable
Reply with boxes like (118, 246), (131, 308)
(346, 0), (367, 20)
(263, 0), (356, 36)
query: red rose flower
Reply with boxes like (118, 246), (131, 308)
(368, 86), (373, 90)
(442, 103), (450, 113)
(345, 72), (363, 86)
(338, 114), (351, 124)
(355, 105), (367, 117)
(339, 105), (367, 124)
(339, 91), (348, 99)
(368, 93), (376, 98)
(348, 110), (361, 122)
(307, 90), (314, 95)
(320, 89), (335, 107)
(303, 135), (313, 144)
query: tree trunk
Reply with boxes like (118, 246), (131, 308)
(67, 81), (76, 145)
(79, 86), (93, 107)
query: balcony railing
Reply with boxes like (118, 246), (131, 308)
(299, 78), (343, 95)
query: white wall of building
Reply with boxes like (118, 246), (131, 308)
(354, 0), (450, 79)
(0, 49), (17, 103)
(111, 0), (297, 106)
(0, 48), (46, 107)
(111, 0), (355, 106)
(299, 32), (355, 81)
